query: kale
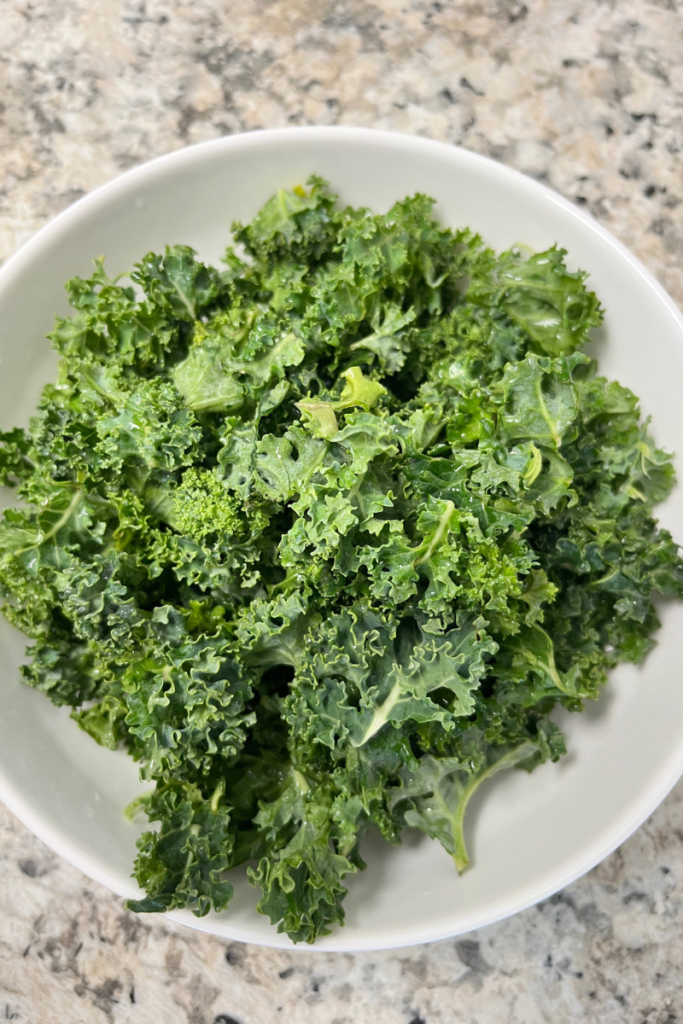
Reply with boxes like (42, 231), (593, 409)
(1, 176), (681, 943)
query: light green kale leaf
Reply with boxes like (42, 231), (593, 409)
(494, 353), (587, 449)
(389, 733), (541, 871)
(469, 246), (603, 357)
(173, 316), (305, 413)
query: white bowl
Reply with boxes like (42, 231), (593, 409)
(2, 128), (683, 952)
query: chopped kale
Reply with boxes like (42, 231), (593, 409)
(2, 176), (681, 943)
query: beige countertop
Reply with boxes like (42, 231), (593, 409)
(1, 1), (683, 1021)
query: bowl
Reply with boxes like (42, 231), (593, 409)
(1, 127), (683, 952)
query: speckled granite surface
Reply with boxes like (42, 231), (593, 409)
(1, 1), (683, 1021)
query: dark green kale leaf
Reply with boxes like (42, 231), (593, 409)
(247, 770), (357, 942)
(126, 781), (235, 916)
(0, 428), (33, 487)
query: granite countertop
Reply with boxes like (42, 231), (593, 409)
(1, 1), (683, 1021)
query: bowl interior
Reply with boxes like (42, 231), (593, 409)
(2, 128), (683, 950)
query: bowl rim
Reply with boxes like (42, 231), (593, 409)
(1, 125), (683, 952)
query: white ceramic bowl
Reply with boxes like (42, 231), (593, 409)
(1, 128), (683, 952)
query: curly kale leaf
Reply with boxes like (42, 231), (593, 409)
(469, 246), (603, 357)
(0, 428), (34, 487)
(389, 737), (539, 871)
(285, 607), (497, 750)
(126, 781), (235, 917)
(247, 770), (357, 943)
